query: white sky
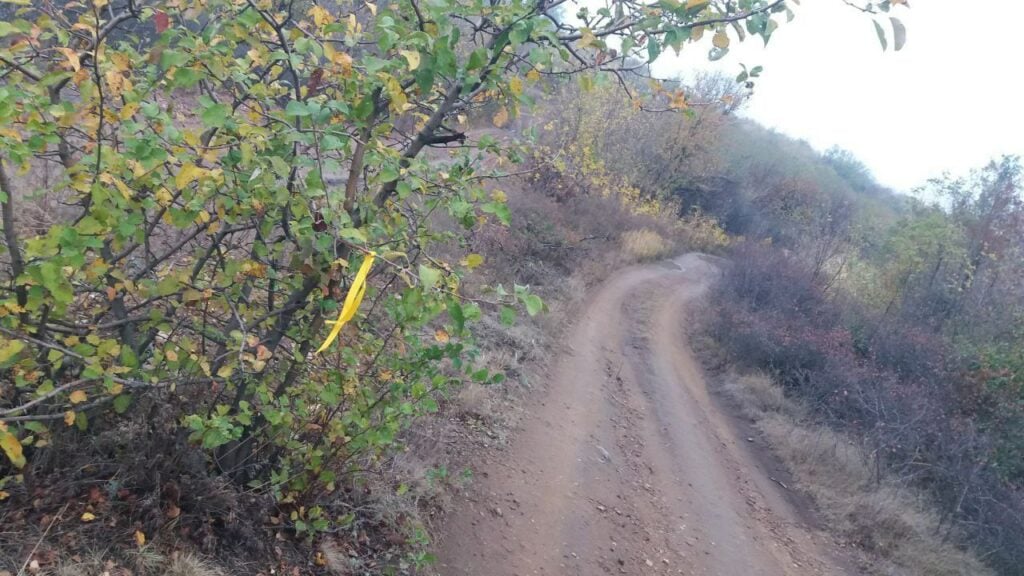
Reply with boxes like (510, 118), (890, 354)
(653, 1), (1024, 193)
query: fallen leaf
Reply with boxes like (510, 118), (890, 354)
(492, 106), (509, 128)
(80, 512), (97, 522)
(134, 530), (146, 547)
(69, 390), (87, 404)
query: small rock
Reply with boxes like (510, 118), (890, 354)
(645, 559), (654, 567)
(597, 505), (607, 512)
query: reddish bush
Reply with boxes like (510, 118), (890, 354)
(711, 241), (1024, 574)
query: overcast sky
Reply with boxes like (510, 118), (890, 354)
(654, 1), (1024, 193)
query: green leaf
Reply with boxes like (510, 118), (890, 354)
(499, 306), (516, 326)
(285, 100), (310, 117)
(113, 394), (133, 414)
(523, 294), (544, 316)
(201, 102), (231, 128)
(467, 48), (487, 70)
(419, 265), (442, 291)
(873, 20), (888, 52)
(420, 396), (439, 412)
(448, 300), (465, 331)
(647, 38), (661, 62)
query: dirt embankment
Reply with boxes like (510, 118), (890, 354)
(432, 254), (855, 576)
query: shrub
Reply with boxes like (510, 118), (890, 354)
(710, 241), (1024, 574)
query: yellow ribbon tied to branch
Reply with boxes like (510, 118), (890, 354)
(316, 251), (376, 354)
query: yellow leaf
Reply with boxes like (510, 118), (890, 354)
(464, 254), (484, 269)
(685, 0), (709, 9)
(382, 74), (407, 113)
(175, 163), (205, 190)
(69, 390), (88, 404)
(109, 52), (131, 73)
(434, 329), (450, 343)
(119, 102), (139, 121)
(509, 77), (523, 97)
(64, 411), (76, 427)
(246, 47), (265, 66)
(399, 50), (421, 71)
(80, 512), (97, 522)
(308, 5), (333, 27)
(0, 490), (9, 500)
(325, 44), (354, 74)
(526, 69), (541, 82)
(104, 68), (131, 97)
(110, 174), (134, 198)
(316, 252), (376, 354)
(155, 188), (174, 206)
(579, 27), (597, 49)
(109, 382), (124, 395)
(670, 90), (688, 110)
(217, 365), (234, 379)
(134, 530), (146, 547)
(0, 431), (25, 469)
(365, 2), (377, 15)
(56, 48), (80, 72)
(712, 30), (730, 49)
(492, 106), (509, 128)
(0, 127), (21, 142)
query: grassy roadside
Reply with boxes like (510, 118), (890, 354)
(701, 362), (992, 576)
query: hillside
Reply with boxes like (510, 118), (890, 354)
(2, 1), (1023, 575)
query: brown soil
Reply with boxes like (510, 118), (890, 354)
(431, 254), (856, 576)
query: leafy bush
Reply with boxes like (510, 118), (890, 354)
(0, 0), (812, 562)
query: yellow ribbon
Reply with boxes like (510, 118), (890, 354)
(316, 251), (376, 354)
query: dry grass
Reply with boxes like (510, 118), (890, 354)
(720, 372), (992, 576)
(41, 551), (224, 576)
(621, 228), (672, 261)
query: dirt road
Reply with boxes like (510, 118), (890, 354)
(433, 254), (853, 576)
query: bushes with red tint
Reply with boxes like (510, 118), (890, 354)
(710, 241), (1024, 574)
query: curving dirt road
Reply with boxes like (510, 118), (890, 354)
(433, 254), (854, 576)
